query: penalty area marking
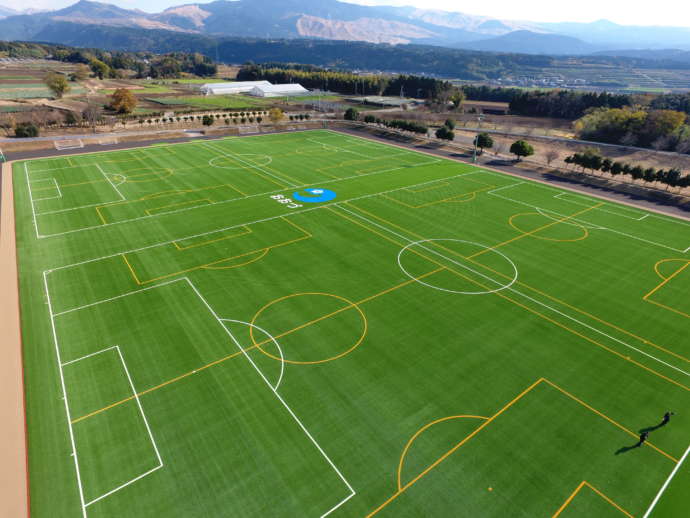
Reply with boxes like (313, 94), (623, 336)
(397, 239), (518, 295)
(209, 154), (273, 170)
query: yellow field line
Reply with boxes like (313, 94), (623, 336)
(406, 181), (450, 193)
(586, 482), (635, 517)
(367, 378), (544, 517)
(121, 254), (142, 285)
(124, 217), (312, 285)
(542, 378), (677, 462)
(653, 258), (688, 280)
(552, 481), (586, 518)
(370, 378), (673, 517)
(397, 415), (489, 490)
(553, 481), (634, 518)
(643, 261), (690, 320)
(644, 261), (689, 301)
(508, 212), (589, 242)
(174, 225), (253, 251)
(467, 203), (603, 259)
(345, 201), (690, 365)
(383, 184), (494, 209)
(339, 203), (690, 392)
(71, 266), (444, 423)
(145, 199), (212, 217)
(202, 248), (270, 270)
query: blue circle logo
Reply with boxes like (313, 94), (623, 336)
(293, 188), (337, 203)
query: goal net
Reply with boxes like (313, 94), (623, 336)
(54, 139), (84, 151)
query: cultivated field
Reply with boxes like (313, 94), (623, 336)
(13, 130), (690, 517)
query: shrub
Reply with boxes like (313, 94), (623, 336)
(15, 122), (39, 138)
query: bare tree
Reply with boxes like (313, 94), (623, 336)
(545, 149), (560, 167)
(83, 103), (102, 133)
(652, 135), (671, 152)
(675, 139), (690, 155)
(0, 113), (16, 136)
(493, 140), (507, 156)
(620, 132), (637, 148)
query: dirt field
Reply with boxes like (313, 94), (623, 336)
(0, 160), (28, 518)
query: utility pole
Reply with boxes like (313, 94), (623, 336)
(472, 114), (485, 164)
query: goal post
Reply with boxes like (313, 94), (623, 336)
(54, 139), (84, 151)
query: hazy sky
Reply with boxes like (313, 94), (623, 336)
(9, 0), (690, 27)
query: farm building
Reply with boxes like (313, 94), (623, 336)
(249, 83), (309, 97)
(199, 81), (272, 95)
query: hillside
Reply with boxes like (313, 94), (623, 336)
(458, 30), (598, 56)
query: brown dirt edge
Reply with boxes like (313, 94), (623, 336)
(0, 160), (29, 518)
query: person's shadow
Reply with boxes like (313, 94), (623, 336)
(639, 421), (667, 434)
(615, 442), (642, 455)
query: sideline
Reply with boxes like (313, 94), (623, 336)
(0, 160), (29, 518)
(333, 126), (690, 222)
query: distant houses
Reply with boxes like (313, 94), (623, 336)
(198, 81), (308, 97)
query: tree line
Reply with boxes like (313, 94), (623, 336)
(238, 63), (457, 100)
(0, 41), (216, 80)
(54, 48), (217, 80)
(574, 108), (690, 152)
(345, 108), (429, 134)
(565, 149), (689, 190)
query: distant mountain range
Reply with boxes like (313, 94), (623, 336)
(1, 0), (690, 58)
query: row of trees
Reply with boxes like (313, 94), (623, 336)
(52, 48), (218, 80)
(436, 119), (456, 141)
(564, 149), (690, 190)
(509, 90), (633, 119)
(238, 63), (461, 102)
(574, 107), (690, 151)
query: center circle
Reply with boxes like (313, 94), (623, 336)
(249, 292), (367, 365)
(209, 154), (272, 170)
(397, 239), (518, 295)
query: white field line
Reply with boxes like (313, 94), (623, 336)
(96, 164), (126, 202)
(60, 345), (164, 509)
(202, 141), (299, 188)
(84, 466), (161, 509)
(554, 191), (649, 221)
(220, 319), (285, 391)
(32, 150), (440, 238)
(487, 183), (688, 253)
(307, 138), (376, 159)
(33, 178), (63, 201)
(49, 275), (352, 514)
(337, 205), (690, 378)
(42, 271), (88, 518)
(643, 442), (690, 518)
(536, 207), (603, 230)
(186, 279), (356, 518)
(84, 346), (163, 508)
(397, 238), (518, 295)
(48, 170), (476, 274)
(61, 345), (118, 366)
(52, 276), (183, 317)
(24, 163), (41, 239)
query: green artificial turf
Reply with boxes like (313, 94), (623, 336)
(13, 130), (690, 517)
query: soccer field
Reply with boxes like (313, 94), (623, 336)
(12, 129), (690, 517)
